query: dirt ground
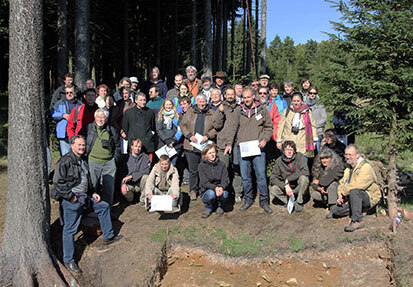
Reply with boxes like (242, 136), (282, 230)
(0, 161), (412, 286)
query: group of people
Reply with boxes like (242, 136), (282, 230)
(50, 67), (381, 274)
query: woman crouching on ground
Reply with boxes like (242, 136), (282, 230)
(198, 143), (230, 218)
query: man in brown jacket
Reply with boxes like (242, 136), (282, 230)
(231, 87), (273, 214)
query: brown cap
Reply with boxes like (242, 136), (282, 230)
(213, 71), (227, 79)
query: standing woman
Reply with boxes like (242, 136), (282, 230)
(156, 99), (182, 166)
(198, 144), (229, 218)
(96, 84), (110, 108)
(306, 86), (327, 152)
(173, 83), (195, 113)
(276, 92), (318, 159)
(180, 94), (217, 201)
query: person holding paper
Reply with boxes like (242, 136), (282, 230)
(231, 87), (273, 214)
(269, 140), (309, 212)
(145, 155), (180, 211)
(198, 144), (230, 218)
(180, 94), (217, 201)
(156, 99), (182, 166)
(120, 138), (151, 204)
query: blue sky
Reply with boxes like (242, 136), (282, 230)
(265, 0), (343, 45)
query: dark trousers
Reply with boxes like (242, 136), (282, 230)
(331, 189), (371, 222)
(185, 150), (201, 193)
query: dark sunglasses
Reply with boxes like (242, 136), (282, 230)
(309, 92), (317, 95)
(258, 92), (267, 95)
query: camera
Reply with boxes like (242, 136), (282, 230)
(101, 139), (110, 149)
(291, 126), (299, 135)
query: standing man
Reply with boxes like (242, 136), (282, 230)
(231, 87), (273, 214)
(185, 65), (202, 99)
(85, 79), (95, 90)
(50, 72), (81, 109)
(282, 80), (295, 107)
(198, 74), (213, 103)
(234, 83), (243, 105)
(330, 144), (381, 232)
(80, 109), (120, 205)
(212, 71), (229, 94)
(122, 92), (156, 162)
(142, 66), (168, 99)
(146, 85), (165, 116)
(209, 88), (222, 111)
(259, 74), (270, 88)
(52, 135), (122, 274)
(113, 77), (132, 102)
(166, 74), (183, 100)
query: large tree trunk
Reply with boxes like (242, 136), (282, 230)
(216, 0), (223, 71)
(57, 0), (68, 85)
(123, 0), (129, 76)
(230, 0), (235, 79)
(222, 1), (228, 72)
(204, 0), (212, 76)
(246, 0), (252, 75)
(387, 113), (399, 220)
(191, 0), (198, 67)
(260, 0), (267, 74)
(74, 0), (90, 90)
(255, 0), (259, 75)
(1, 0), (78, 285)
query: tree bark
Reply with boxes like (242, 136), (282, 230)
(204, 0), (212, 76)
(216, 0), (223, 71)
(57, 0), (68, 85)
(191, 0), (198, 68)
(123, 0), (129, 76)
(387, 113), (398, 220)
(222, 1), (228, 72)
(255, 0), (259, 75)
(260, 0), (267, 74)
(230, 0), (235, 79)
(1, 0), (78, 285)
(74, 0), (90, 91)
(246, 0), (252, 75)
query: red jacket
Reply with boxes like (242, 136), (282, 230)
(269, 103), (281, 141)
(66, 103), (98, 140)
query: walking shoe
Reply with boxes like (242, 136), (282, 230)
(202, 210), (212, 218)
(325, 210), (334, 219)
(295, 202), (303, 212)
(344, 221), (365, 232)
(260, 204), (273, 214)
(64, 262), (82, 274)
(103, 235), (123, 245)
(216, 207), (224, 216)
(235, 196), (242, 204)
(240, 201), (253, 211)
(190, 191), (197, 201)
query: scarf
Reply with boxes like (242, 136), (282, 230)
(290, 104), (314, 151)
(162, 109), (175, 129)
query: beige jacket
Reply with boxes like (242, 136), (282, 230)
(144, 163), (180, 198)
(276, 108), (318, 154)
(338, 156), (381, 206)
(213, 101), (240, 150)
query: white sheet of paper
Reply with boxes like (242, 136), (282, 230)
(121, 138), (128, 154)
(149, 195), (173, 212)
(287, 194), (295, 214)
(190, 133), (213, 151)
(155, 145), (177, 159)
(239, 140), (261, 158)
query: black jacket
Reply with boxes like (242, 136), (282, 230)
(79, 123), (121, 161)
(51, 151), (92, 201)
(270, 152), (309, 188)
(122, 106), (156, 152)
(198, 158), (229, 195)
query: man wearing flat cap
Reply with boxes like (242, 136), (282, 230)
(259, 74), (270, 88)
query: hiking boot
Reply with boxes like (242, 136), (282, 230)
(216, 207), (224, 216)
(295, 202), (303, 212)
(103, 235), (123, 245)
(344, 221), (365, 232)
(260, 203), (273, 214)
(190, 191), (197, 201)
(64, 262), (82, 274)
(325, 210), (334, 219)
(235, 196), (242, 204)
(202, 210), (212, 218)
(240, 201), (253, 211)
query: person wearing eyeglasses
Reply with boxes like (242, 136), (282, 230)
(51, 84), (83, 156)
(306, 86), (327, 152)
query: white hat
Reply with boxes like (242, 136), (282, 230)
(129, 76), (139, 83)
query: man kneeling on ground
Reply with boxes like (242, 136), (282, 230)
(145, 155), (180, 211)
(330, 144), (381, 232)
(121, 138), (151, 204)
(269, 140), (309, 212)
(52, 135), (122, 274)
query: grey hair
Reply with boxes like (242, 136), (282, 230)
(346, 144), (360, 154)
(197, 94), (207, 101)
(211, 88), (221, 95)
(151, 66), (160, 75)
(70, 135), (85, 145)
(283, 80), (294, 88)
(186, 65), (197, 73)
(119, 77), (131, 86)
(94, 108), (109, 118)
(319, 148), (334, 159)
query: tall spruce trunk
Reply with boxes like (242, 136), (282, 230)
(260, 0), (267, 74)
(222, 2), (228, 72)
(0, 0), (78, 285)
(216, 0), (223, 71)
(191, 0), (198, 67)
(74, 0), (90, 90)
(123, 0), (129, 76)
(57, 0), (68, 85)
(254, 0), (259, 75)
(204, 0), (212, 76)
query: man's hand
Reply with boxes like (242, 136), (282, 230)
(71, 195), (77, 203)
(122, 175), (132, 184)
(92, 193), (101, 202)
(320, 187), (328, 195)
(218, 103), (224, 112)
(120, 130), (127, 139)
(320, 138), (327, 147)
(312, 179), (320, 185)
(201, 136), (208, 144)
(171, 194), (177, 199)
(190, 136), (197, 143)
(215, 187), (223, 197)
(224, 145), (232, 155)
(121, 184), (128, 195)
(63, 114), (70, 121)
(337, 194), (344, 205)
(258, 140), (267, 149)
(285, 184), (293, 197)
(277, 142), (282, 150)
(148, 193), (152, 200)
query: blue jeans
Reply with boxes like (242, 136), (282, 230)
(62, 197), (115, 263)
(201, 189), (229, 212)
(238, 149), (269, 205)
(59, 139), (71, 156)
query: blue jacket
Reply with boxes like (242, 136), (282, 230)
(51, 99), (82, 139)
(267, 94), (287, 115)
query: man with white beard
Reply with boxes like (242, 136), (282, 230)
(80, 108), (121, 205)
(184, 65), (202, 98)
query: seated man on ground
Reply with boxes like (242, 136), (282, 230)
(198, 143), (230, 218)
(321, 129), (346, 160)
(145, 155), (180, 211)
(269, 140), (309, 212)
(331, 144), (381, 232)
(52, 135), (122, 274)
(310, 147), (344, 215)
(121, 138), (151, 204)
